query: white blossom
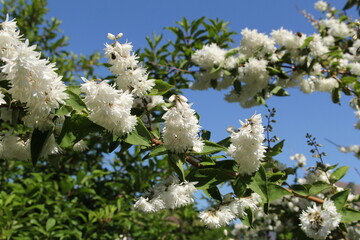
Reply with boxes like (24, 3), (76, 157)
(199, 206), (236, 228)
(162, 95), (203, 153)
(134, 175), (197, 212)
(80, 77), (137, 136)
(104, 36), (154, 97)
(271, 28), (306, 54)
(0, 18), (68, 129)
(73, 139), (88, 152)
(300, 199), (341, 240)
(314, 1), (328, 12)
(239, 28), (276, 57)
(290, 153), (307, 167)
(192, 43), (226, 70)
(227, 114), (266, 175)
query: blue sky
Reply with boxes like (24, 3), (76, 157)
(46, 0), (359, 183)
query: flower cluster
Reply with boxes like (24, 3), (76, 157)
(199, 193), (262, 228)
(190, 2), (355, 108)
(299, 199), (341, 240)
(227, 114), (266, 175)
(80, 77), (137, 136)
(162, 95), (204, 153)
(104, 33), (154, 97)
(134, 175), (197, 213)
(290, 153), (307, 167)
(0, 17), (68, 129)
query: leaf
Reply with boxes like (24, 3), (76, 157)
(309, 181), (333, 195)
(330, 166), (349, 182)
(46, 218), (56, 231)
(249, 165), (269, 211)
(148, 145), (167, 158)
(301, 36), (314, 48)
(204, 187), (222, 202)
(232, 174), (253, 197)
(58, 113), (103, 148)
(340, 207), (360, 223)
(331, 88), (341, 104)
(233, 80), (242, 94)
(197, 140), (227, 155)
(125, 118), (152, 147)
(30, 128), (52, 166)
(268, 183), (291, 202)
(265, 140), (285, 157)
(147, 80), (174, 96)
(291, 184), (310, 196)
(168, 153), (185, 181)
(331, 189), (349, 211)
(241, 208), (254, 228)
(64, 87), (86, 112)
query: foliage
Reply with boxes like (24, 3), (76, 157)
(0, 0), (359, 240)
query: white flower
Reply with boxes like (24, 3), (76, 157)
(104, 37), (154, 97)
(192, 43), (226, 70)
(338, 144), (360, 159)
(0, 18), (68, 129)
(290, 153), (307, 167)
(0, 135), (30, 161)
(271, 28), (306, 53)
(73, 140), (88, 152)
(239, 28), (276, 57)
(199, 206), (236, 228)
(80, 78), (137, 136)
(134, 175), (197, 212)
(227, 114), (266, 175)
(348, 62), (360, 76)
(305, 169), (330, 184)
(300, 199), (341, 240)
(320, 18), (354, 38)
(162, 95), (203, 153)
(315, 1), (328, 11)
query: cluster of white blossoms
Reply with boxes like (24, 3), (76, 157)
(80, 77), (137, 136)
(134, 175), (197, 213)
(299, 199), (341, 240)
(199, 193), (262, 228)
(0, 17), (68, 129)
(162, 95), (204, 153)
(227, 114), (266, 175)
(104, 33), (154, 97)
(0, 134), (61, 161)
(314, 0), (328, 12)
(290, 153), (307, 167)
(338, 144), (360, 159)
(191, 43), (226, 70)
(190, 2), (354, 108)
(298, 168), (331, 185)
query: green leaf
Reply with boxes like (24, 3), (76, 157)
(268, 183), (291, 202)
(291, 184), (310, 196)
(341, 76), (357, 84)
(168, 153), (185, 181)
(241, 208), (254, 228)
(331, 88), (341, 104)
(58, 113), (103, 148)
(147, 80), (174, 96)
(46, 218), (56, 231)
(301, 36), (314, 48)
(232, 174), (253, 197)
(148, 145), (167, 158)
(204, 187), (222, 202)
(249, 165), (269, 211)
(340, 207), (360, 223)
(265, 140), (285, 157)
(30, 128), (52, 166)
(270, 86), (289, 97)
(233, 80), (242, 94)
(330, 166), (349, 182)
(331, 189), (349, 211)
(65, 87), (86, 112)
(309, 181), (333, 195)
(197, 140), (227, 155)
(124, 118), (152, 146)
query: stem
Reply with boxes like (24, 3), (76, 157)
(150, 62), (194, 73)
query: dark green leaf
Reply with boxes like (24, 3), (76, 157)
(148, 80), (174, 96)
(330, 166), (349, 182)
(30, 128), (52, 166)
